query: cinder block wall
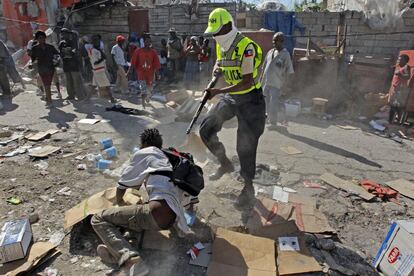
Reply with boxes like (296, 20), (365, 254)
(75, 3), (236, 57)
(149, 3), (237, 47)
(0, 0), (6, 42)
(75, 4), (130, 57)
(294, 10), (414, 57)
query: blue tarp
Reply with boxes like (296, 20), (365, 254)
(263, 11), (305, 54)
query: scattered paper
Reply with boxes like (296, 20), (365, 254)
(49, 231), (66, 246)
(1, 145), (32, 157)
(386, 179), (414, 200)
(78, 119), (100, 125)
(187, 242), (205, 260)
(336, 125), (359, 130)
(0, 134), (24, 145)
(272, 186), (289, 203)
(278, 237), (300, 251)
(283, 187), (297, 193)
(57, 187), (71, 196)
(189, 243), (212, 268)
(280, 146), (302, 155)
(29, 146), (61, 158)
(303, 180), (327, 189)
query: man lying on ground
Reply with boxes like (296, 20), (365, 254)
(91, 128), (197, 276)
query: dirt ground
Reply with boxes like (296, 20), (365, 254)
(0, 83), (413, 275)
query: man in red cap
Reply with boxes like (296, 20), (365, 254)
(111, 35), (128, 94)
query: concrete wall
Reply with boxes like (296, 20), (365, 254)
(0, 0), (6, 42)
(241, 9), (414, 58)
(149, 3), (237, 45)
(74, 3), (236, 55)
(294, 10), (414, 57)
(74, 4), (130, 56)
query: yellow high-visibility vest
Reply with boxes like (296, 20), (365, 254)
(216, 33), (262, 95)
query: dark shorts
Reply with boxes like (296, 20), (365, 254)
(39, 72), (54, 86)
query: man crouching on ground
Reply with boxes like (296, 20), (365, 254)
(91, 128), (194, 276)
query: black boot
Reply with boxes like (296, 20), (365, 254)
(208, 159), (234, 181)
(236, 179), (255, 207)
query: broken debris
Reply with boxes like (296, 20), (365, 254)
(280, 146), (303, 155)
(0, 242), (58, 276)
(29, 146), (61, 158)
(320, 173), (375, 201)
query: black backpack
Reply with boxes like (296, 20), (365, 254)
(156, 148), (204, 196)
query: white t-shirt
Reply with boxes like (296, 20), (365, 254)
(118, 146), (192, 235)
(111, 44), (126, 66)
(261, 48), (294, 89)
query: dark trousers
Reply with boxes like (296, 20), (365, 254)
(389, 105), (404, 124)
(200, 89), (266, 181)
(0, 69), (11, 95)
(65, 71), (86, 99)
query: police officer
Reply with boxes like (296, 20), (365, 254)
(200, 8), (266, 205)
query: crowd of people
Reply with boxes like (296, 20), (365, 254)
(1, 27), (213, 109)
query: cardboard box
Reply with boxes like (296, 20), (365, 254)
(0, 219), (32, 263)
(64, 187), (143, 230)
(374, 220), (414, 276)
(207, 228), (277, 276)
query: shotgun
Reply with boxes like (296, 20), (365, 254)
(186, 76), (218, 135)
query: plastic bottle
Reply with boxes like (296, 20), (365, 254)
(86, 154), (102, 172)
(96, 159), (113, 170)
(102, 146), (117, 159)
(100, 138), (113, 150)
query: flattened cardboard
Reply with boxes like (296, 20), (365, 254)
(207, 228), (276, 276)
(25, 129), (59, 141)
(246, 196), (293, 231)
(29, 146), (61, 158)
(250, 221), (322, 275)
(321, 173), (375, 201)
(277, 234), (322, 275)
(290, 200), (335, 233)
(386, 179), (414, 199)
(0, 242), (57, 276)
(280, 146), (303, 155)
(247, 197), (334, 234)
(64, 187), (142, 229)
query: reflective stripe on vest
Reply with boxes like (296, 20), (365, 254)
(216, 33), (262, 95)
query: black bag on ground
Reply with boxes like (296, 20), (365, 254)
(158, 148), (204, 196)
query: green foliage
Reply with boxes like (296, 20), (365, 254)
(295, 0), (324, 12)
